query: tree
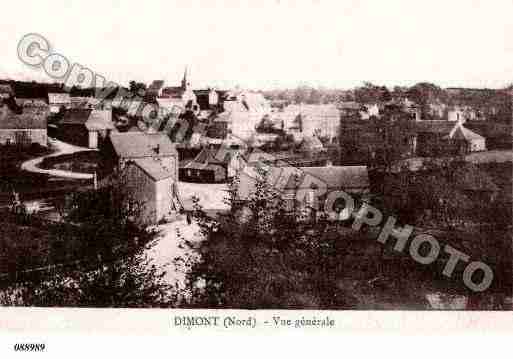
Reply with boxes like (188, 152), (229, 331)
(0, 182), (175, 307)
(368, 103), (415, 173)
(354, 82), (390, 103)
(129, 81), (147, 96)
(176, 168), (358, 309)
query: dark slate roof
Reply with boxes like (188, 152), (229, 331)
(109, 132), (177, 158)
(191, 147), (243, 166)
(60, 109), (92, 125)
(0, 104), (47, 129)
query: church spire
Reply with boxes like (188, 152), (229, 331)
(181, 66), (189, 90)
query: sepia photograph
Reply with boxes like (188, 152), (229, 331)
(0, 1), (512, 344)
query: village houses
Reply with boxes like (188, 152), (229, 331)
(236, 163), (370, 218)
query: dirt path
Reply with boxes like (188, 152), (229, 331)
(20, 138), (96, 180)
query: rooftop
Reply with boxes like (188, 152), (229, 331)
(237, 165), (369, 201)
(85, 110), (114, 131)
(130, 157), (175, 181)
(188, 147), (243, 166)
(60, 109), (92, 125)
(451, 125), (485, 141)
(110, 131), (177, 158)
(285, 166), (370, 190)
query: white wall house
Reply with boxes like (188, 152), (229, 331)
(48, 93), (71, 113)
(448, 121), (486, 152)
(84, 110), (115, 149)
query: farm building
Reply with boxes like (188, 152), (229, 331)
(0, 97), (48, 147)
(104, 131), (180, 224)
(180, 147), (246, 183)
(59, 109), (115, 148)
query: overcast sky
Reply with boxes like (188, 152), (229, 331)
(1, 0), (512, 90)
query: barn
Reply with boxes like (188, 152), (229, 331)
(105, 132), (181, 224)
(59, 109), (115, 148)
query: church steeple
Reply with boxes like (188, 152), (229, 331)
(181, 66), (190, 90)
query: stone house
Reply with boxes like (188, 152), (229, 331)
(103, 132), (180, 224)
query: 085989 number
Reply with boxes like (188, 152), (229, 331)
(13, 343), (46, 352)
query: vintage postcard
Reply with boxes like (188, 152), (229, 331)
(0, 0), (512, 355)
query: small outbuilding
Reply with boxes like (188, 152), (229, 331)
(59, 109), (115, 148)
(180, 147), (246, 183)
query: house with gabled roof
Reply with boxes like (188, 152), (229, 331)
(180, 147), (246, 183)
(59, 109), (115, 148)
(414, 120), (486, 156)
(103, 131), (180, 223)
(448, 122), (486, 152)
